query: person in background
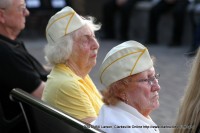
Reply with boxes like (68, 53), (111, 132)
(102, 0), (138, 41)
(146, 0), (189, 46)
(187, 20), (200, 56)
(173, 48), (200, 133)
(92, 40), (160, 133)
(0, 0), (49, 132)
(42, 6), (103, 124)
(186, 0), (200, 57)
(67, 0), (86, 15)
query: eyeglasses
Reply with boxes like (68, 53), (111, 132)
(0, 5), (27, 15)
(137, 73), (160, 86)
(18, 6), (28, 15)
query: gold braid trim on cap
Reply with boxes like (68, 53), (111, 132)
(130, 48), (146, 75)
(46, 11), (75, 42)
(100, 48), (146, 84)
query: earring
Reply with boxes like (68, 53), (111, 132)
(123, 93), (128, 104)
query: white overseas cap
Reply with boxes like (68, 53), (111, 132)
(46, 6), (86, 44)
(99, 40), (153, 87)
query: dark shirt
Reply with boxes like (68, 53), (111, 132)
(196, 123), (200, 133)
(0, 34), (48, 133)
(195, 0), (200, 3)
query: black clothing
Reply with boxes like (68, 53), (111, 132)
(196, 123), (200, 133)
(102, 0), (138, 40)
(147, 0), (189, 45)
(0, 34), (48, 133)
(187, 0), (200, 55)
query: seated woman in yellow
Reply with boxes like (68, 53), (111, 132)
(42, 6), (103, 123)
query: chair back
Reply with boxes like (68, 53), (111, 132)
(10, 88), (104, 133)
(0, 95), (25, 133)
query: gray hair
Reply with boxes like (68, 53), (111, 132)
(44, 16), (101, 66)
(0, 0), (12, 9)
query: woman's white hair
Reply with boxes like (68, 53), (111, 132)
(44, 16), (101, 66)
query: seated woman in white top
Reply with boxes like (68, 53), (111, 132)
(92, 40), (160, 133)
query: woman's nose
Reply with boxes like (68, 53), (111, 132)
(152, 80), (161, 91)
(92, 37), (99, 50)
(25, 8), (30, 16)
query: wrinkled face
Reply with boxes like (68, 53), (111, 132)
(124, 67), (160, 115)
(0, 0), (29, 34)
(72, 25), (99, 70)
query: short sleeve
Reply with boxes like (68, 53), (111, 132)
(0, 45), (42, 93)
(54, 80), (97, 119)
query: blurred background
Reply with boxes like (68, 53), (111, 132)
(22, 0), (196, 44)
(20, 0), (200, 133)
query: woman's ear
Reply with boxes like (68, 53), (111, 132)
(115, 90), (125, 100)
(113, 80), (128, 100)
(117, 92), (128, 104)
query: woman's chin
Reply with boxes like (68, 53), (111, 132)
(153, 101), (160, 109)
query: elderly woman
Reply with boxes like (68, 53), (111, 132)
(92, 41), (160, 133)
(41, 6), (103, 123)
